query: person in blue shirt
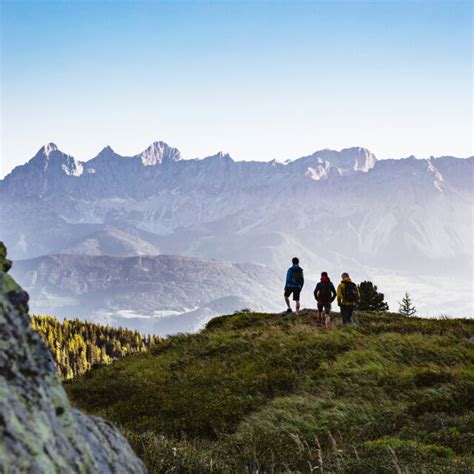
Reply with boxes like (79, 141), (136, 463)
(284, 257), (304, 314)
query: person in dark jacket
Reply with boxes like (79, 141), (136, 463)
(284, 257), (304, 314)
(314, 272), (337, 328)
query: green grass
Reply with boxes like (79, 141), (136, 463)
(65, 310), (474, 473)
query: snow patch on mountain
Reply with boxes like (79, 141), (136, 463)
(427, 160), (445, 193)
(39, 143), (58, 156)
(136, 141), (182, 166)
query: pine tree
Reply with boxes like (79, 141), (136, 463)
(30, 314), (158, 380)
(398, 292), (416, 316)
(357, 281), (389, 312)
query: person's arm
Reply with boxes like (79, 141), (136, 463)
(337, 283), (343, 306)
(301, 269), (304, 289)
(314, 282), (320, 300)
(285, 268), (292, 287)
(355, 284), (361, 303)
(331, 282), (337, 302)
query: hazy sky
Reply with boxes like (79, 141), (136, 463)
(1, 0), (472, 177)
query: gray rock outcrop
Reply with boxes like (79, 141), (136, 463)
(0, 242), (147, 473)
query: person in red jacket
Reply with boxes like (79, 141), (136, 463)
(313, 272), (337, 328)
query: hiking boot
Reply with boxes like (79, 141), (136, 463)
(286, 308), (293, 314)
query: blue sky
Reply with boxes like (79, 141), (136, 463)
(1, 0), (472, 177)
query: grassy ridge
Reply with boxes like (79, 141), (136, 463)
(66, 310), (474, 473)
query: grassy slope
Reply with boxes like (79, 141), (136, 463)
(66, 310), (474, 473)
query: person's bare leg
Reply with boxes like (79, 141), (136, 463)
(295, 301), (300, 314)
(284, 296), (291, 311)
(325, 312), (331, 329)
(318, 310), (323, 325)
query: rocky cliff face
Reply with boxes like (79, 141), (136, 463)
(0, 242), (147, 473)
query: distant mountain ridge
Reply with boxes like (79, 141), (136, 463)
(0, 142), (380, 199)
(64, 228), (160, 257)
(11, 253), (282, 334)
(1, 141), (473, 318)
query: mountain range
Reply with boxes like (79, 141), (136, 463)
(2, 141), (473, 326)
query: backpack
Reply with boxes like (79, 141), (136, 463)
(318, 282), (332, 303)
(291, 267), (304, 286)
(344, 281), (358, 304)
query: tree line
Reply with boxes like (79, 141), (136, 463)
(31, 315), (159, 380)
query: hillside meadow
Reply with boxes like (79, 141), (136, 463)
(65, 310), (474, 473)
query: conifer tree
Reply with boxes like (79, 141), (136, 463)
(357, 281), (389, 311)
(31, 314), (156, 380)
(398, 292), (416, 316)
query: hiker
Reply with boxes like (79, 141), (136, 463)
(337, 272), (360, 324)
(314, 272), (336, 328)
(284, 257), (304, 314)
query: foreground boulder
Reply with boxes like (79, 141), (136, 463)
(0, 242), (146, 473)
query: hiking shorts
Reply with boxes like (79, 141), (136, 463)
(284, 287), (301, 301)
(317, 303), (331, 314)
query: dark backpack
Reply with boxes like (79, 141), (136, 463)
(291, 267), (304, 286)
(318, 282), (332, 303)
(344, 281), (358, 304)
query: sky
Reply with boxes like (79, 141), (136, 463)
(0, 0), (472, 178)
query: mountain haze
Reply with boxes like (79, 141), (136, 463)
(63, 228), (160, 257)
(12, 254), (281, 334)
(2, 141), (472, 320)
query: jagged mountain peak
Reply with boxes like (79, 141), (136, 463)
(205, 151), (233, 161)
(83, 146), (127, 174)
(91, 145), (121, 160)
(136, 141), (182, 166)
(341, 146), (373, 154)
(32, 143), (68, 163)
(28, 143), (83, 176)
(100, 145), (115, 154)
(312, 146), (377, 164)
(36, 142), (59, 157)
(289, 146), (376, 163)
(289, 146), (377, 179)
